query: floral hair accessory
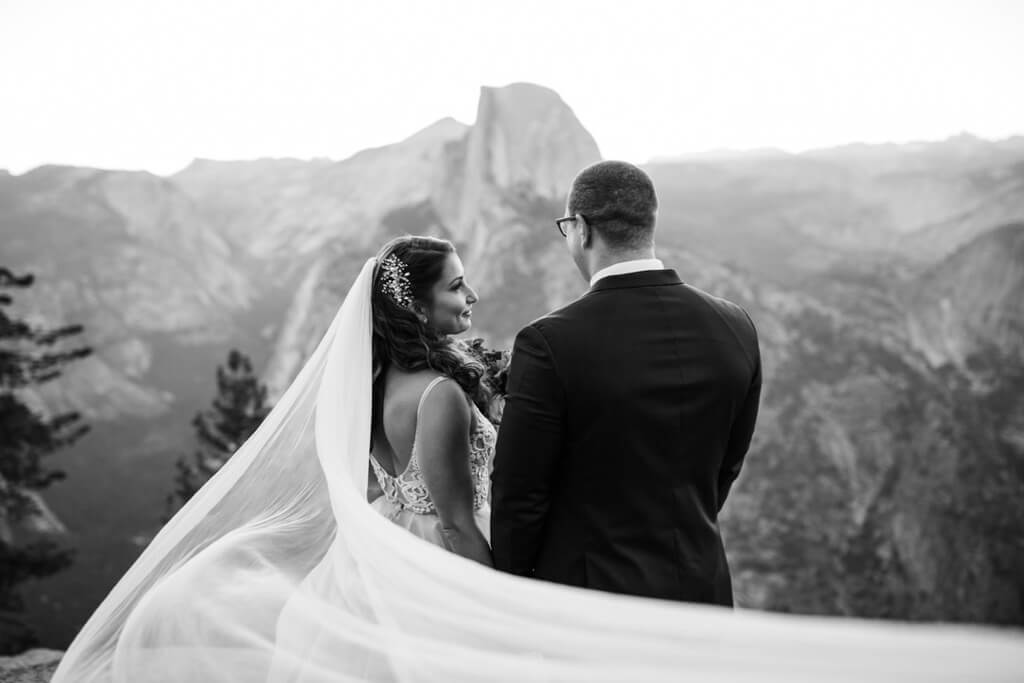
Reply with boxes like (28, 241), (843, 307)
(379, 253), (414, 308)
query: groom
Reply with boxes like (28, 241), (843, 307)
(491, 161), (761, 605)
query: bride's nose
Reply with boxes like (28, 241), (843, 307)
(466, 285), (479, 304)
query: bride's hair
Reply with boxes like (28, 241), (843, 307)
(371, 235), (485, 401)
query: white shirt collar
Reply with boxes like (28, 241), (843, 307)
(590, 258), (665, 287)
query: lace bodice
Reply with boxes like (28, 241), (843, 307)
(370, 377), (497, 515)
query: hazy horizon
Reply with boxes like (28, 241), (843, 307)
(2, 115), (1022, 178)
(1, 125), (1020, 177)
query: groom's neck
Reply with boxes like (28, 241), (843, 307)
(586, 245), (658, 278)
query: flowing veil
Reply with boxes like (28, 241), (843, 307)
(52, 258), (1024, 682)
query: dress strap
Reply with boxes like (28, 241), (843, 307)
(416, 376), (451, 421)
(406, 376), (451, 468)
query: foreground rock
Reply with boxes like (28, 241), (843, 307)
(0, 650), (62, 683)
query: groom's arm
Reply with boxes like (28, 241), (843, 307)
(491, 323), (564, 577)
(718, 318), (762, 512)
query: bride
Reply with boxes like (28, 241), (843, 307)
(52, 236), (1023, 682)
(367, 236), (493, 565)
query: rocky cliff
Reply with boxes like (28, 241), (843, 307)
(907, 222), (1024, 372)
(0, 166), (253, 420)
(0, 649), (61, 682)
(699, 224), (1024, 621)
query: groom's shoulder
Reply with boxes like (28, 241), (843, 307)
(681, 283), (759, 342)
(521, 308), (568, 336)
(683, 282), (748, 317)
(515, 301), (580, 343)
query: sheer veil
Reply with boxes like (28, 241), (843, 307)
(52, 258), (1024, 682)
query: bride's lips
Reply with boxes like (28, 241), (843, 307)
(460, 309), (472, 319)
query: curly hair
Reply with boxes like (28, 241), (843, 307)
(371, 235), (485, 404)
(567, 160), (658, 250)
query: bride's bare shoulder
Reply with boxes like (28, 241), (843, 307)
(382, 368), (447, 411)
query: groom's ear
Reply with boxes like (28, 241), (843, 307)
(579, 215), (593, 249)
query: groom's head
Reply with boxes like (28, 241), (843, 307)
(564, 161), (658, 278)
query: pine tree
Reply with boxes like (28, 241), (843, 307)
(166, 350), (270, 517)
(0, 268), (91, 653)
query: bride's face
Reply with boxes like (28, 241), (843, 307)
(421, 252), (478, 335)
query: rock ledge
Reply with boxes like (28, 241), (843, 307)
(0, 649), (62, 683)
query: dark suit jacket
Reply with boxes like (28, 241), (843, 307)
(490, 268), (761, 605)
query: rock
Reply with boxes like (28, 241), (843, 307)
(908, 222), (1024, 371)
(0, 649), (62, 683)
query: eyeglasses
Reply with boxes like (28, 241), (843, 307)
(555, 214), (584, 237)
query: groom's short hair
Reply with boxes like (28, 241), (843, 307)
(567, 160), (658, 250)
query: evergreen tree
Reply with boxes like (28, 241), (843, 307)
(0, 268), (91, 653)
(166, 350), (270, 516)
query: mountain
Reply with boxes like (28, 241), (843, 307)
(2, 84), (1022, 646)
(172, 117), (468, 266)
(907, 222), (1024, 372)
(0, 166), (255, 420)
(453, 82), (601, 226)
(650, 147), (792, 163)
(705, 230), (1024, 621)
(806, 133), (1024, 174)
(646, 134), (1024, 279)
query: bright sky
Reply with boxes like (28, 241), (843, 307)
(1, 0), (1021, 175)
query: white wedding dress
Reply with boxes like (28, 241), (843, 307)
(51, 258), (1024, 683)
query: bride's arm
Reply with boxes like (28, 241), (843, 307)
(367, 462), (383, 503)
(416, 380), (494, 567)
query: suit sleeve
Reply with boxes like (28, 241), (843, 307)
(717, 313), (762, 512)
(490, 323), (564, 576)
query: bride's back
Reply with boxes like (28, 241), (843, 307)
(371, 368), (445, 476)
